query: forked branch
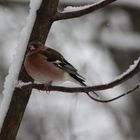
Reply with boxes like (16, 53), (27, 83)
(86, 83), (140, 103)
(54, 0), (117, 20)
(18, 56), (140, 103)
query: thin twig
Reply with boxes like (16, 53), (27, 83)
(86, 83), (140, 103)
(54, 0), (117, 20)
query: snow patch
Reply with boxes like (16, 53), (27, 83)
(0, 0), (42, 130)
(64, 4), (94, 12)
(114, 55), (140, 81)
(16, 81), (32, 88)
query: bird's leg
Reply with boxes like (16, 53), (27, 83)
(43, 81), (52, 93)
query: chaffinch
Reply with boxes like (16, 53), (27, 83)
(24, 41), (98, 96)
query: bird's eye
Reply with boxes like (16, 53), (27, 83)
(29, 45), (36, 51)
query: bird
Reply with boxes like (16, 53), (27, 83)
(24, 41), (98, 97)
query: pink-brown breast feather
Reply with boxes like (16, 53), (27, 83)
(24, 53), (64, 83)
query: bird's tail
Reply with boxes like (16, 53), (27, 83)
(69, 73), (99, 98)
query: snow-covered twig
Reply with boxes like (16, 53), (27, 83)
(54, 0), (117, 20)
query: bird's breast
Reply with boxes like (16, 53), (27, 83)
(24, 54), (64, 83)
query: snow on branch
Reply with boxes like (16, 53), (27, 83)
(64, 4), (94, 12)
(114, 56), (140, 81)
(54, 0), (117, 20)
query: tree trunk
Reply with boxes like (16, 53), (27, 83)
(0, 0), (59, 139)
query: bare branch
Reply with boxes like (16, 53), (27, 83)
(20, 56), (140, 93)
(20, 82), (140, 103)
(54, 0), (117, 21)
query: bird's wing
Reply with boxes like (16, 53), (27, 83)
(38, 48), (86, 82)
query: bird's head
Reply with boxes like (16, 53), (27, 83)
(28, 41), (45, 52)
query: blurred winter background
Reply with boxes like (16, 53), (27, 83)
(0, 0), (140, 140)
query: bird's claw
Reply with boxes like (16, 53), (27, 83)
(43, 81), (52, 94)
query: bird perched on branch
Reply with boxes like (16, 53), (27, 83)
(24, 41), (98, 97)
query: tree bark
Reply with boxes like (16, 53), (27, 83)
(0, 0), (59, 140)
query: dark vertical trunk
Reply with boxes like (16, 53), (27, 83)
(0, 0), (59, 140)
